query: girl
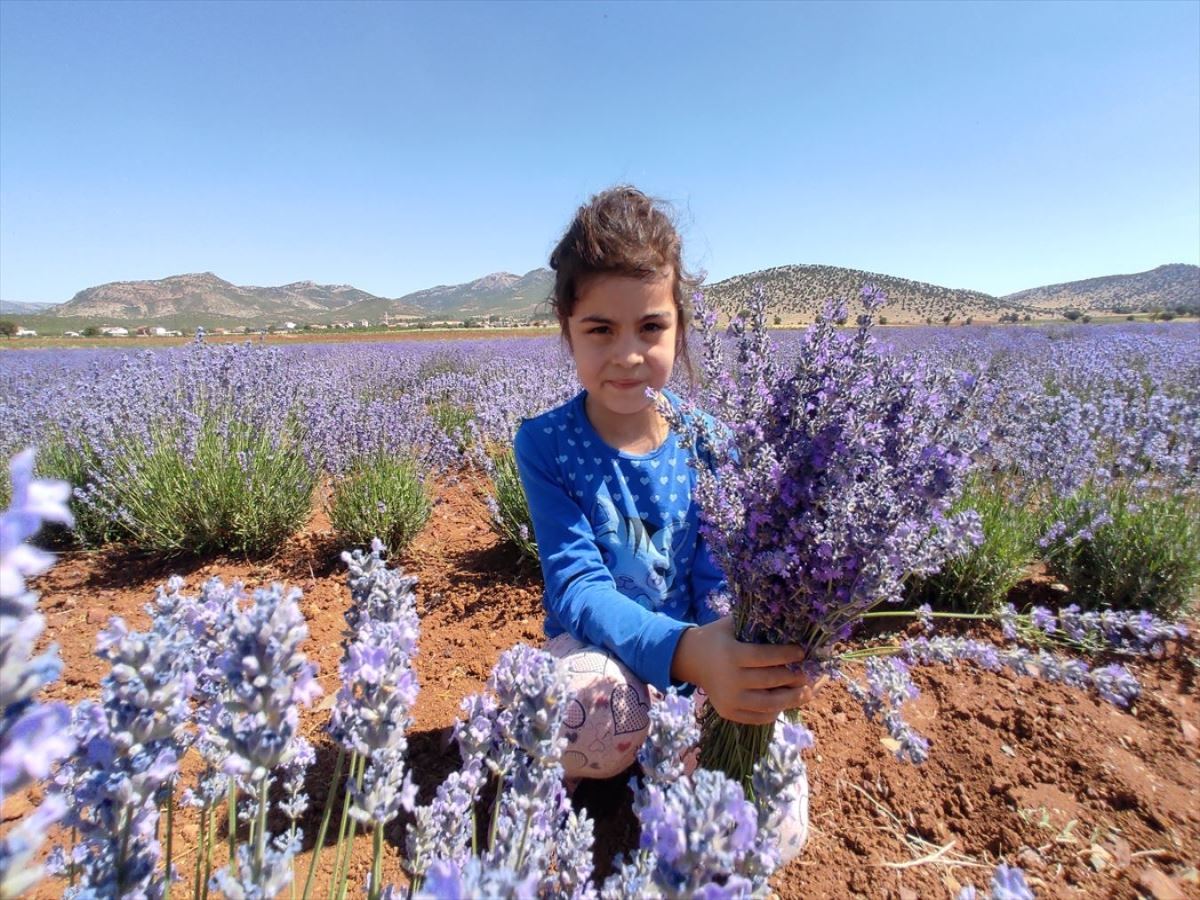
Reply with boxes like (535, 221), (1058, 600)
(513, 186), (816, 859)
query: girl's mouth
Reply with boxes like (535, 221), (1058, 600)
(609, 379), (643, 390)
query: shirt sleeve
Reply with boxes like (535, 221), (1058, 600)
(689, 533), (727, 626)
(513, 422), (691, 691)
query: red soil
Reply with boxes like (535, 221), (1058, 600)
(16, 475), (1199, 899)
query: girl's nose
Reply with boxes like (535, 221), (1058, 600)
(613, 338), (644, 366)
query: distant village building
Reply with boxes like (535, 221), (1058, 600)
(135, 326), (170, 337)
(63, 331), (81, 337)
(283, 321), (297, 330)
(100, 326), (129, 336)
(15, 327), (37, 337)
(311, 323), (328, 330)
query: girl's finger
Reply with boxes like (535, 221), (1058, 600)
(738, 686), (802, 713)
(747, 665), (808, 690)
(736, 642), (808, 668)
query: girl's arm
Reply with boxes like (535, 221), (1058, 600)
(514, 423), (691, 692)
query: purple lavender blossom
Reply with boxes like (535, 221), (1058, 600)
(329, 545), (420, 837)
(417, 857), (539, 899)
(747, 719), (814, 873)
(638, 688), (700, 787)
(409, 644), (594, 898)
(0, 449), (77, 896)
(1090, 663), (1140, 709)
(215, 583), (321, 779)
(1029, 606), (1056, 634)
(957, 863), (1035, 899)
(901, 635), (1139, 710)
(840, 658), (929, 764)
(990, 863), (1035, 899)
(0, 448), (74, 596)
(624, 769), (760, 896)
(59, 595), (199, 899)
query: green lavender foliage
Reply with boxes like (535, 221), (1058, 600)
(96, 413), (317, 555)
(328, 452), (432, 555)
(429, 401), (475, 453)
(1043, 482), (1200, 617)
(909, 476), (1040, 613)
(489, 448), (538, 564)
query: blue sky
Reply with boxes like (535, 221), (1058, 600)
(1, 0), (1197, 302)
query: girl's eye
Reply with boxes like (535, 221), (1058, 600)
(643, 322), (665, 333)
(587, 326), (610, 335)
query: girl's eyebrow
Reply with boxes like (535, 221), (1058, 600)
(578, 311), (673, 324)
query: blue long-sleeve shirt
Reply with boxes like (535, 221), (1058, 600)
(513, 388), (727, 691)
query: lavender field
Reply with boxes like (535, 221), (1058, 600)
(2, 318), (1198, 899)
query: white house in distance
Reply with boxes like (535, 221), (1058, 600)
(282, 321), (297, 331)
(15, 327), (37, 336)
(100, 326), (130, 336)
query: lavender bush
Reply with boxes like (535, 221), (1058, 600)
(483, 449), (538, 564)
(327, 453), (433, 556)
(1039, 481), (1200, 616)
(908, 475), (1039, 613)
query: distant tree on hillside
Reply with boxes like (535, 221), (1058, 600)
(0, 319), (15, 338)
(82, 325), (101, 337)
(1063, 309), (1082, 322)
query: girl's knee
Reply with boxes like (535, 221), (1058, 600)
(544, 636), (652, 780)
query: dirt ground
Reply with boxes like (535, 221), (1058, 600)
(15, 474), (1199, 899)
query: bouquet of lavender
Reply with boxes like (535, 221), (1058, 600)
(660, 285), (983, 785)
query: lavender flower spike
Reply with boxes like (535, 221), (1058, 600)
(0, 449), (76, 897)
(958, 862), (1035, 899)
(638, 688), (700, 787)
(0, 447), (74, 598)
(216, 583), (322, 780)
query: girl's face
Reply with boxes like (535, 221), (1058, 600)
(566, 273), (679, 424)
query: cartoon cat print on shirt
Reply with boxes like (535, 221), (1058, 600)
(590, 492), (691, 611)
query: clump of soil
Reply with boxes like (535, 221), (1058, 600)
(20, 474), (1200, 898)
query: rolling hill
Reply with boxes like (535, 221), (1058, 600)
(43, 272), (406, 321)
(1000, 263), (1199, 313)
(3, 263), (1195, 335)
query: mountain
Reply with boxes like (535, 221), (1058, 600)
(699, 264), (1024, 324)
(9, 263), (1196, 333)
(45, 272), (406, 321)
(1001, 264), (1199, 313)
(0, 300), (59, 316)
(309, 268), (555, 324)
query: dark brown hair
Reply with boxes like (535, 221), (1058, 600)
(548, 186), (699, 377)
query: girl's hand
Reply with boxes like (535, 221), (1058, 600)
(671, 616), (822, 725)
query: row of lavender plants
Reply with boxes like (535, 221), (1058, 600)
(4, 453), (1043, 898)
(2, 321), (1197, 611)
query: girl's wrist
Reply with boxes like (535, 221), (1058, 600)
(670, 625), (703, 687)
